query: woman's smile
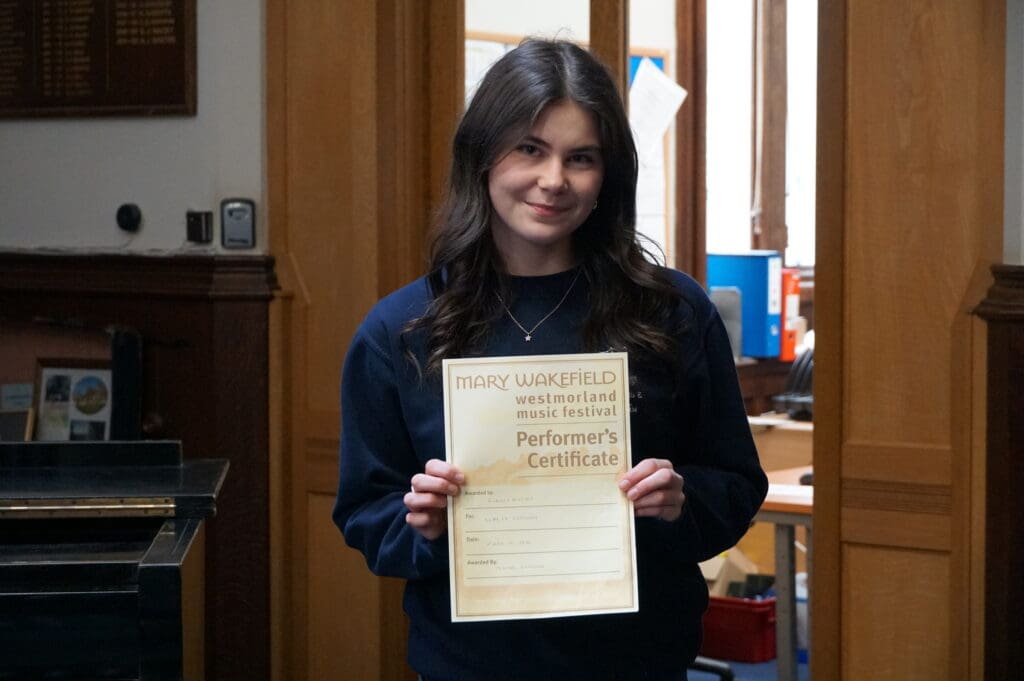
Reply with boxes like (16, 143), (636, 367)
(526, 201), (572, 217)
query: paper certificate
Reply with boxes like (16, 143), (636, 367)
(443, 352), (637, 622)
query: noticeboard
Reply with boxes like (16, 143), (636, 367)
(0, 0), (195, 118)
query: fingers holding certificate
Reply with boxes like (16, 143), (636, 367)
(443, 352), (637, 622)
(404, 459), (465, 541)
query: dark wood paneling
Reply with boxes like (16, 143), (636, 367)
(0, 253), (276, 681)
(737, 358), (792, 415)
(975, 264), (1024, 681)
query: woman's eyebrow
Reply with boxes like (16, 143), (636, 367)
(521, 135), (601, 153)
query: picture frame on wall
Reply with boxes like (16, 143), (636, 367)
(34, 359), (113, 442)
(0, 408), (33, 441)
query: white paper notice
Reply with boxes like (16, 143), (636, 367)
(444, 353), (637, 622)
(628, 57), (688, 160)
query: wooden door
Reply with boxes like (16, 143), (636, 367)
(814, 1), (1003, 679)
(265, 2), (462, 679)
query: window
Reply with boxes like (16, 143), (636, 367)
(706, 0), (817, 268)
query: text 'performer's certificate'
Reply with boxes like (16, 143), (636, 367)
(443, 352), (637, 622)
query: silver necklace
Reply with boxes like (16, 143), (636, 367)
(495, 269), (582, 342)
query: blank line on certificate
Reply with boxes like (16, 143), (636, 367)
(466, 548), (619, 556)
(466, 570), (622, 580)
(465, 525), (617, 533)
(462, 502), (617, 510)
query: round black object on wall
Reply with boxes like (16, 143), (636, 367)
(116, 204), (142, 232)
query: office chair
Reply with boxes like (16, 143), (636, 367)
(689, 655), (735, 680)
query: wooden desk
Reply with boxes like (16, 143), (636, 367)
(755, 466), (813, 681)
(748, 414), (813, 472)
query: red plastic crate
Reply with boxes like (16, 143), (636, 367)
(700, 596), (776, 663)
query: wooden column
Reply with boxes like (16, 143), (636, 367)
(751, 0), (787, 254)
(675, 0), (707, 282)
(974, 265), (1024, 681)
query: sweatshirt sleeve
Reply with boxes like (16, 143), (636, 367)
(331, 317), (449, 581)
(650, 302), (769, 564)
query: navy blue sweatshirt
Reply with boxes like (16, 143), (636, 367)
(333, 267), (767, 681)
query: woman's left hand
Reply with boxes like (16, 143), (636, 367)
(618, 458), (685, 521)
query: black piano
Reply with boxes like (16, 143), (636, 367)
(0, 441), (228, 680)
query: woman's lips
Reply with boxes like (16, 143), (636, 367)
(527, 202), (570, 217)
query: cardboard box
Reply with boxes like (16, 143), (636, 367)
(700, 547), (760, 598)
(700, 547), (777, 662)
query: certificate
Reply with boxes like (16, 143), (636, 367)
(443, 352), (637, 622)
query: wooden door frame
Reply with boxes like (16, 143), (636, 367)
(675, 0), (706, 283)
(812, 1), (844, 678)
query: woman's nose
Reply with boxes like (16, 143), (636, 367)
(537, 159), (567, 191)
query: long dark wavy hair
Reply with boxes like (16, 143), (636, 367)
(406, 38), (684, 374)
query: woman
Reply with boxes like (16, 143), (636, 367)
(333, 38), (767, 681)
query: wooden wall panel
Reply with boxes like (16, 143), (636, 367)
(307, 493), (384, 680)
(844, 0), (1002, 449)
(843, 546), (950, 680)
(287, 1), (380, 412)
(841, 444), (951, 485)
(841, 508), (949, 552)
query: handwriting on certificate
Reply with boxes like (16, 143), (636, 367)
(443, 353), (637, 622)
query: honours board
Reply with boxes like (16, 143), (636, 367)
(0, 0), (195, 117)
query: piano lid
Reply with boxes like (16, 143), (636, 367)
(0, 440), (228, 519)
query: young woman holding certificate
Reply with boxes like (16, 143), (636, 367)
(333, 39), (768, 681)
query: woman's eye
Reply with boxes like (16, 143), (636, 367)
(517, 144), (540, 155)
(568, 153), (594, 165)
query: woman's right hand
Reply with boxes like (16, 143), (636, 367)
(404, 459), (464, 541)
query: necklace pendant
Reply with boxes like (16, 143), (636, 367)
(524, 334), (532, 342)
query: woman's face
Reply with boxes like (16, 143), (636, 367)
(487, 99), (605, 276)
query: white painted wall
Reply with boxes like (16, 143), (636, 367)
(466, 0), (589, 42)
(0, 0), (264, 254)
(1006, 0), (1023, 265)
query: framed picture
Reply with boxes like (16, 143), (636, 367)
(34, 359), (113, 442)
(0, 408), (33, 441)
